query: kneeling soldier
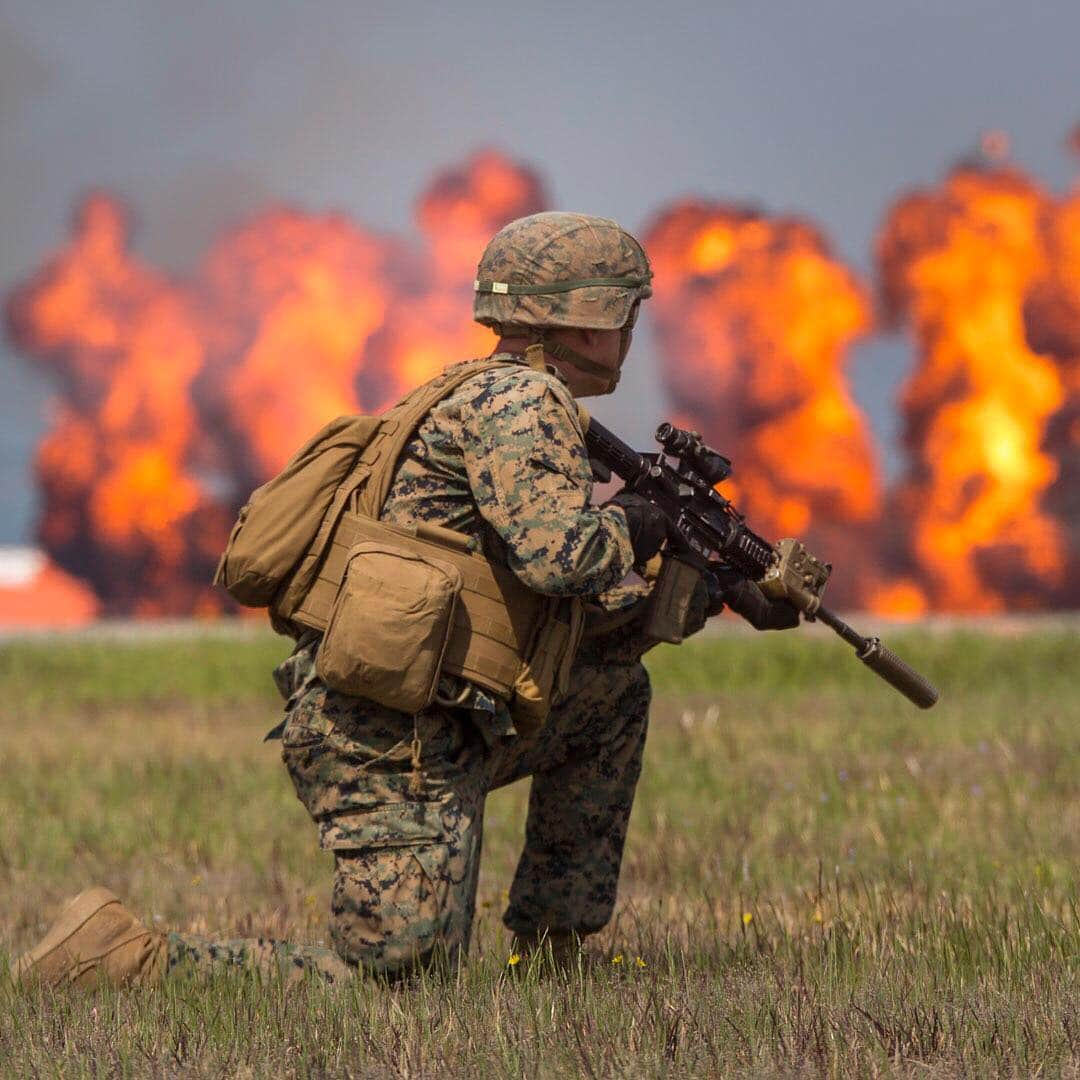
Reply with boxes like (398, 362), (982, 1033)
(15, 212), (795, 987)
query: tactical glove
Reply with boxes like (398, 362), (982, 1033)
(706, 569), (801, 631)
(606, 491), (670, 565)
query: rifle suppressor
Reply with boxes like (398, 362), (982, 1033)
(856, 637), (939, 709)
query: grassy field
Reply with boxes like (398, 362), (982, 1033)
(0, 626), (1076, 1077)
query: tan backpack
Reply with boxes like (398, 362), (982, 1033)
(214, 358), (512, 621)
(215, 356), (586, 732)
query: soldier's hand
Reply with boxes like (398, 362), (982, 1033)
(706, 569), (801, 631)
(606, 491), (671, 565)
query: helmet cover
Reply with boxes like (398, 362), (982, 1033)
(473, 211), (652, 331)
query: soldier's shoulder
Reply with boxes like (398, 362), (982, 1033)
(456, 359), (574, 415)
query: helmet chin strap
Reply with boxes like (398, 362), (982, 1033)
(535, 327), (631, 395)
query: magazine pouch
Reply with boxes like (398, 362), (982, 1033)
(316, 542), (463, 714)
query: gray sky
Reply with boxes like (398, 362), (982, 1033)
(2, 0), (1078, 542)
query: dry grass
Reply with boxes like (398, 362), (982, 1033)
(0, 628), (1076, 1076)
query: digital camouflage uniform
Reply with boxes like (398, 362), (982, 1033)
(167, 359), (708, 981)
(13, 212), (806, 992)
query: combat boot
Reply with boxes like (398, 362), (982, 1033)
(510, 928), (584, 974)
(13, 886), (167, 988)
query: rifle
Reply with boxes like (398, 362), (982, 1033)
(585, 418), (939, 709)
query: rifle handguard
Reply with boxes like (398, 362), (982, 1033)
(857, 637), (939, 709)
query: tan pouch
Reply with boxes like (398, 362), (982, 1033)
(316, 542), (463, 713)
(510, 597), (585, 735)
(643, 557), (703, 644)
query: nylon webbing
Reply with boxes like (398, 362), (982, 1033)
(355, 358), (517, 519)
(291, 513), (541, 697)
(474, 274), (651, 296)
(540, 338), (615, 382)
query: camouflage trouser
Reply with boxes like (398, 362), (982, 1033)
(167, 644), (651, 981)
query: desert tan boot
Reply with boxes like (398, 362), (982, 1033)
(13, 886), (167, 988)
(510, 928), (583, 973)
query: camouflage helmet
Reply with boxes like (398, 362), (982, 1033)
(473, 212), (652, 332)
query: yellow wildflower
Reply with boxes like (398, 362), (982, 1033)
(507, 953), (521, 967)
(635, 957), (646, 968)
(742, 912), (753, 925)
(612, 954), (624, 964)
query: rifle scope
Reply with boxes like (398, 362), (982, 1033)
(655, 423), (733, 485)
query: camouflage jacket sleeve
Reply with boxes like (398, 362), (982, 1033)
(459, 367), (635, 596)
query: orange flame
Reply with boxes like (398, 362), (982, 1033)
(6, 196), (224, 614)
(7, 151), (546, 614)
(6, 143), (1079, 619)
(643, 201), (881, 606)
(877, 165), (1070, 611)
(1024, 164), (1080, 603)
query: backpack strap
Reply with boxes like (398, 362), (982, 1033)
(271, 357), (521, 628)
(354, 357), (519, 520)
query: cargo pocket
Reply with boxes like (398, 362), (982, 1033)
(281, 707), (419, 821)
(316, 542), (463, 714)
(330, 841), (453, 972)
(323, 802), (455, 972)
(280, 702), (334, 749)
(317, 802), (445, 851)
(510, 597), (585, 735)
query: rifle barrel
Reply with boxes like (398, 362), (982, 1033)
(585, 418), (649, 484)
(815, 605), (939, 709)
(812, 605), (869, 650)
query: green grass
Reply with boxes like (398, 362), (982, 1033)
(0, 630), (288, 708)
(1, 628), (1077, 1076)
